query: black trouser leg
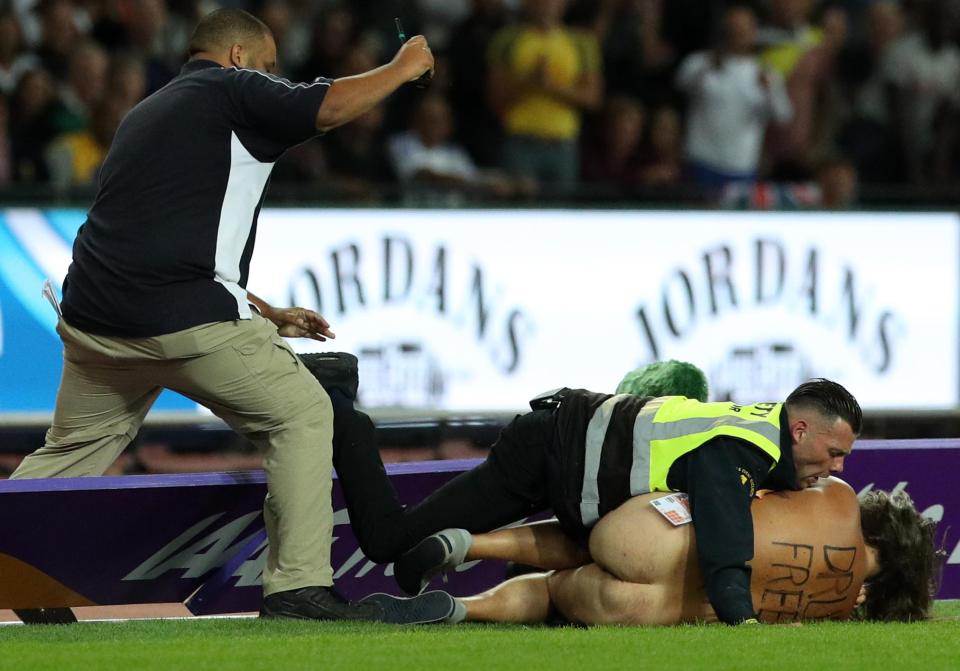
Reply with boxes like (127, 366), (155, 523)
(397, 409), (555, 547)
(330, 395), (410, 563)
(333, 401), (554, 562)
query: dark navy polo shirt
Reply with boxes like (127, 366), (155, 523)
(60, 60), (331, 337)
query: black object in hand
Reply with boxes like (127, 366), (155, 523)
(412, 71), (433, 89)
(395, 17), (432, 89)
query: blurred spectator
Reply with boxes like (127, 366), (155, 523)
(116, 0), (186, 93)
(92, 0), (186, 94)
(272, 42), (385, 191)
(835, 0), (905, 184)
(675, 5), (792, 191)
(656, 0), (720, 62)
(0, 12), (40, 95)
(319, 102), (394, 202)
(9, 68), (58, 183)
(15, 0), (93, 46)
(35, 0), (82, 80)
(46, 94), (128, 188)
(637, 104), (682, 185)
(0, 94), (11, 186)
(275, 40), (399, 198)
(107, 51), (147, 108)
(416, 0), (472, 51)
(388, 93), (526, 205)
(721, 180), (819, 209)
(487, 0), (603, 190)
(884, 0), (960, 185)
(581, 95), (646, 189)
(720, 155), (858, 209)
(596, 0), (678, 108)
(90, 0), (130, 49)
(258, 0), (311, 77)
(816, 155), (858, 208)
(448, 0), (511, 167)
(764, 4), (849, 178)
(53, 40), (108, 133)
(339, 41), (379, 76)
(758, 0), (824, 78)
(295, 4), (358, 82)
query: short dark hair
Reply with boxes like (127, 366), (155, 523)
(784, 378), (862, 434)
(854, 489), (944, 622)
(188, 9), (270, 56)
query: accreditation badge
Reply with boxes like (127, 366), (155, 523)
(650, 493), (692, 526)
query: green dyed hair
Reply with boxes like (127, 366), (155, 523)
(616, 360), (709, 402)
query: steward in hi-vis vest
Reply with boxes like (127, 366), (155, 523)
(543, 385), (854, 626)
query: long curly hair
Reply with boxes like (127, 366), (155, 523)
(854, 489), (945, 621)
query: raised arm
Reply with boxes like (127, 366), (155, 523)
(316, 36), (434, 132)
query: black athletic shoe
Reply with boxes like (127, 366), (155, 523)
(394, 529), (471, 596)
(298, 352), (359, 400)
(359, 591), (456, 625)
(259, 586), (383, 621)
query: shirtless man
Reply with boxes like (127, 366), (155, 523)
(439, 477), (940, 624)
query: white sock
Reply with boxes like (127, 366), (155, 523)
(442, 528), (474, 565)
(445, 598), (467, 624)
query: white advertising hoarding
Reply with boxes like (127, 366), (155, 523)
(248, 209), (959, 412)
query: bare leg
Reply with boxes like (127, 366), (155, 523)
(467, 520), (590, 569)
(394, 520), (587, 597)
(548, 563), (678, 626)
(462, 573), (553, 623)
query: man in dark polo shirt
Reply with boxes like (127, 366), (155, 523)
(11, 9), (451, 623)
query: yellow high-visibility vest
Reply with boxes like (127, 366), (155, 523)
(577, 393), (785, 528)
(641, 397), (783, 492)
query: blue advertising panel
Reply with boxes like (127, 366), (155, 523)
(0, 209), (195, 413)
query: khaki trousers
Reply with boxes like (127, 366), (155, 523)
(11, 312), (334, 595)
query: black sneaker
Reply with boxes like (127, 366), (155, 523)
(394, 529), (471, 596)
(359, 591), (456, 624)
(260, 586), (383, 621)
(298, 352), (359, 400)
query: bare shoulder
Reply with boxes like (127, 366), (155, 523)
(816, 476), (859, 513)
(817, 476), (856, 496)
(752, 477), (859, 529)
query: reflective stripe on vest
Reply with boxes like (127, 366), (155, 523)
(580, 394), (633, 529)
(579, 396), (783, 527)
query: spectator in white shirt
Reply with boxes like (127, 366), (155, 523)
(676, 5), (792, 191)
(883, 0), (960, 184)
(388, 93), (529, 205)
(0, 12), (39, 96)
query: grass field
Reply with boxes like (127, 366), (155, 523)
(1, 601), (958, 671)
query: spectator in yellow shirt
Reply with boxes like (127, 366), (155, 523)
(46, 95), (128, 189)
(487, 0), (602, 190)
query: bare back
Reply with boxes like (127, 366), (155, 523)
(587, 477), (867, 623)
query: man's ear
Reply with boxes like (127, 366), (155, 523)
(790, 417), (807, 444)
(229, 43), (244, 68)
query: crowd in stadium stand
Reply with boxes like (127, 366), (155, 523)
(1, 0), (959, 207)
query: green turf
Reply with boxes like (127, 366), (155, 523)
(1, 601), (958, 671)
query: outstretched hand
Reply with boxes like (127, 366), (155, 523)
(266, 306), (336, 341)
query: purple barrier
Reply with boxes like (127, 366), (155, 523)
(837, 439), (958, 598)
(0, 439), (956, 616)
(0, 460), (502, 615)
